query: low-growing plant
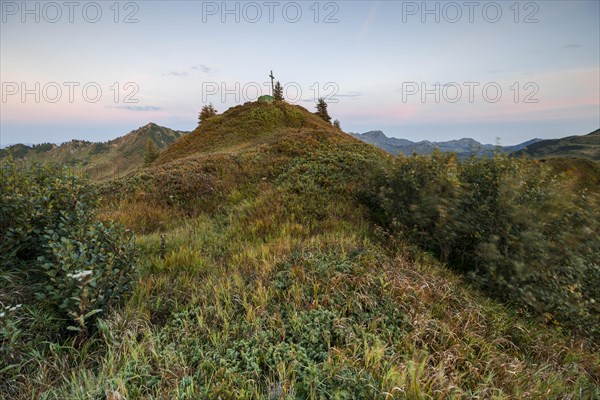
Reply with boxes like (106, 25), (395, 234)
(0, 161), (136, 359)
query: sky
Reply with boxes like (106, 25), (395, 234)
(1, 0), (599, 146)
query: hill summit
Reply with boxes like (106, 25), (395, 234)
(103, 100), (389, 232)
(158, 101), (347, 164)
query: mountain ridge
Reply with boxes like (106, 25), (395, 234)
(349, 130), (545, 157)
(513, 129), (600, 160)
(0, 123), (189, 180)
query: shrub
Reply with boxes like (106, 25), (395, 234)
(375, 152), (600, 340)
(89, 142), (109, 155)
(0, 161), (137, 340)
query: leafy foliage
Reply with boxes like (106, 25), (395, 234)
(333, 119), (341, 130)
(0, 161), (136, 383)
(375, 152), (600, 339)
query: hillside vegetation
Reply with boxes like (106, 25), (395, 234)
(513, 129), (600, 160)
(2, 101), (599, 399)
(0, 123), (188, 180)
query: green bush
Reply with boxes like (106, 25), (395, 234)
(375, 152), (600, 340)
(0, 161), (136, 341)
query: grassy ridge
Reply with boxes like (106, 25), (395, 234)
(514, 129), (600, 160)
(0, 123), (188, 180)
(3, 102), (599, 398)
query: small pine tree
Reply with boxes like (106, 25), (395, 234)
(273, 81), (284, 101)
(333, 119), (341, 130)
(316, 98), (331, 123)
(143, 139), (159, 166)
(198, 103), (218, 125)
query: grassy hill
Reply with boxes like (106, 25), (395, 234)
(513, 129), (600, 160)
(3, 101), (599, 398)
(0, 123), (188, 180)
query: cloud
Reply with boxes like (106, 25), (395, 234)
(335, 91), (362, 99)
(162, 64), (217, 78)
(112, 106), (162, 112)
(561, 43), (582, 49)
(191, 64), (218, 75)
(163, 70), (188, 77)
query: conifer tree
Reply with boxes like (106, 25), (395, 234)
(316, 98), (332, 123)
(273, 81), (284, 101)
(198, 103), (218, 125)
(143, 139), (160, 166)
(333, 119), (341, 130)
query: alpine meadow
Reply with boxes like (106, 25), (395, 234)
(1, 1), (599, 399)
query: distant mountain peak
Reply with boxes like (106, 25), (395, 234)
(362, 130), (387, 139)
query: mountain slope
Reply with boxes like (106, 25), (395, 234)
(503, 137), (544, 152)
(0, 123), (189, 180)
(348, 130), (413, 154)
(513, 129), (600, 160)
(103, 102), (390, 233)
(74, 101), (600, 398)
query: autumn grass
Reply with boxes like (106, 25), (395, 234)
(9, 204), (598, 398)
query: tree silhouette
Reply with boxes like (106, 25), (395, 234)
(273, 81), (284, 101)
(316, 98), (331, 123)
(333, 119), (341, 130)
(198, 103), (218, 125)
